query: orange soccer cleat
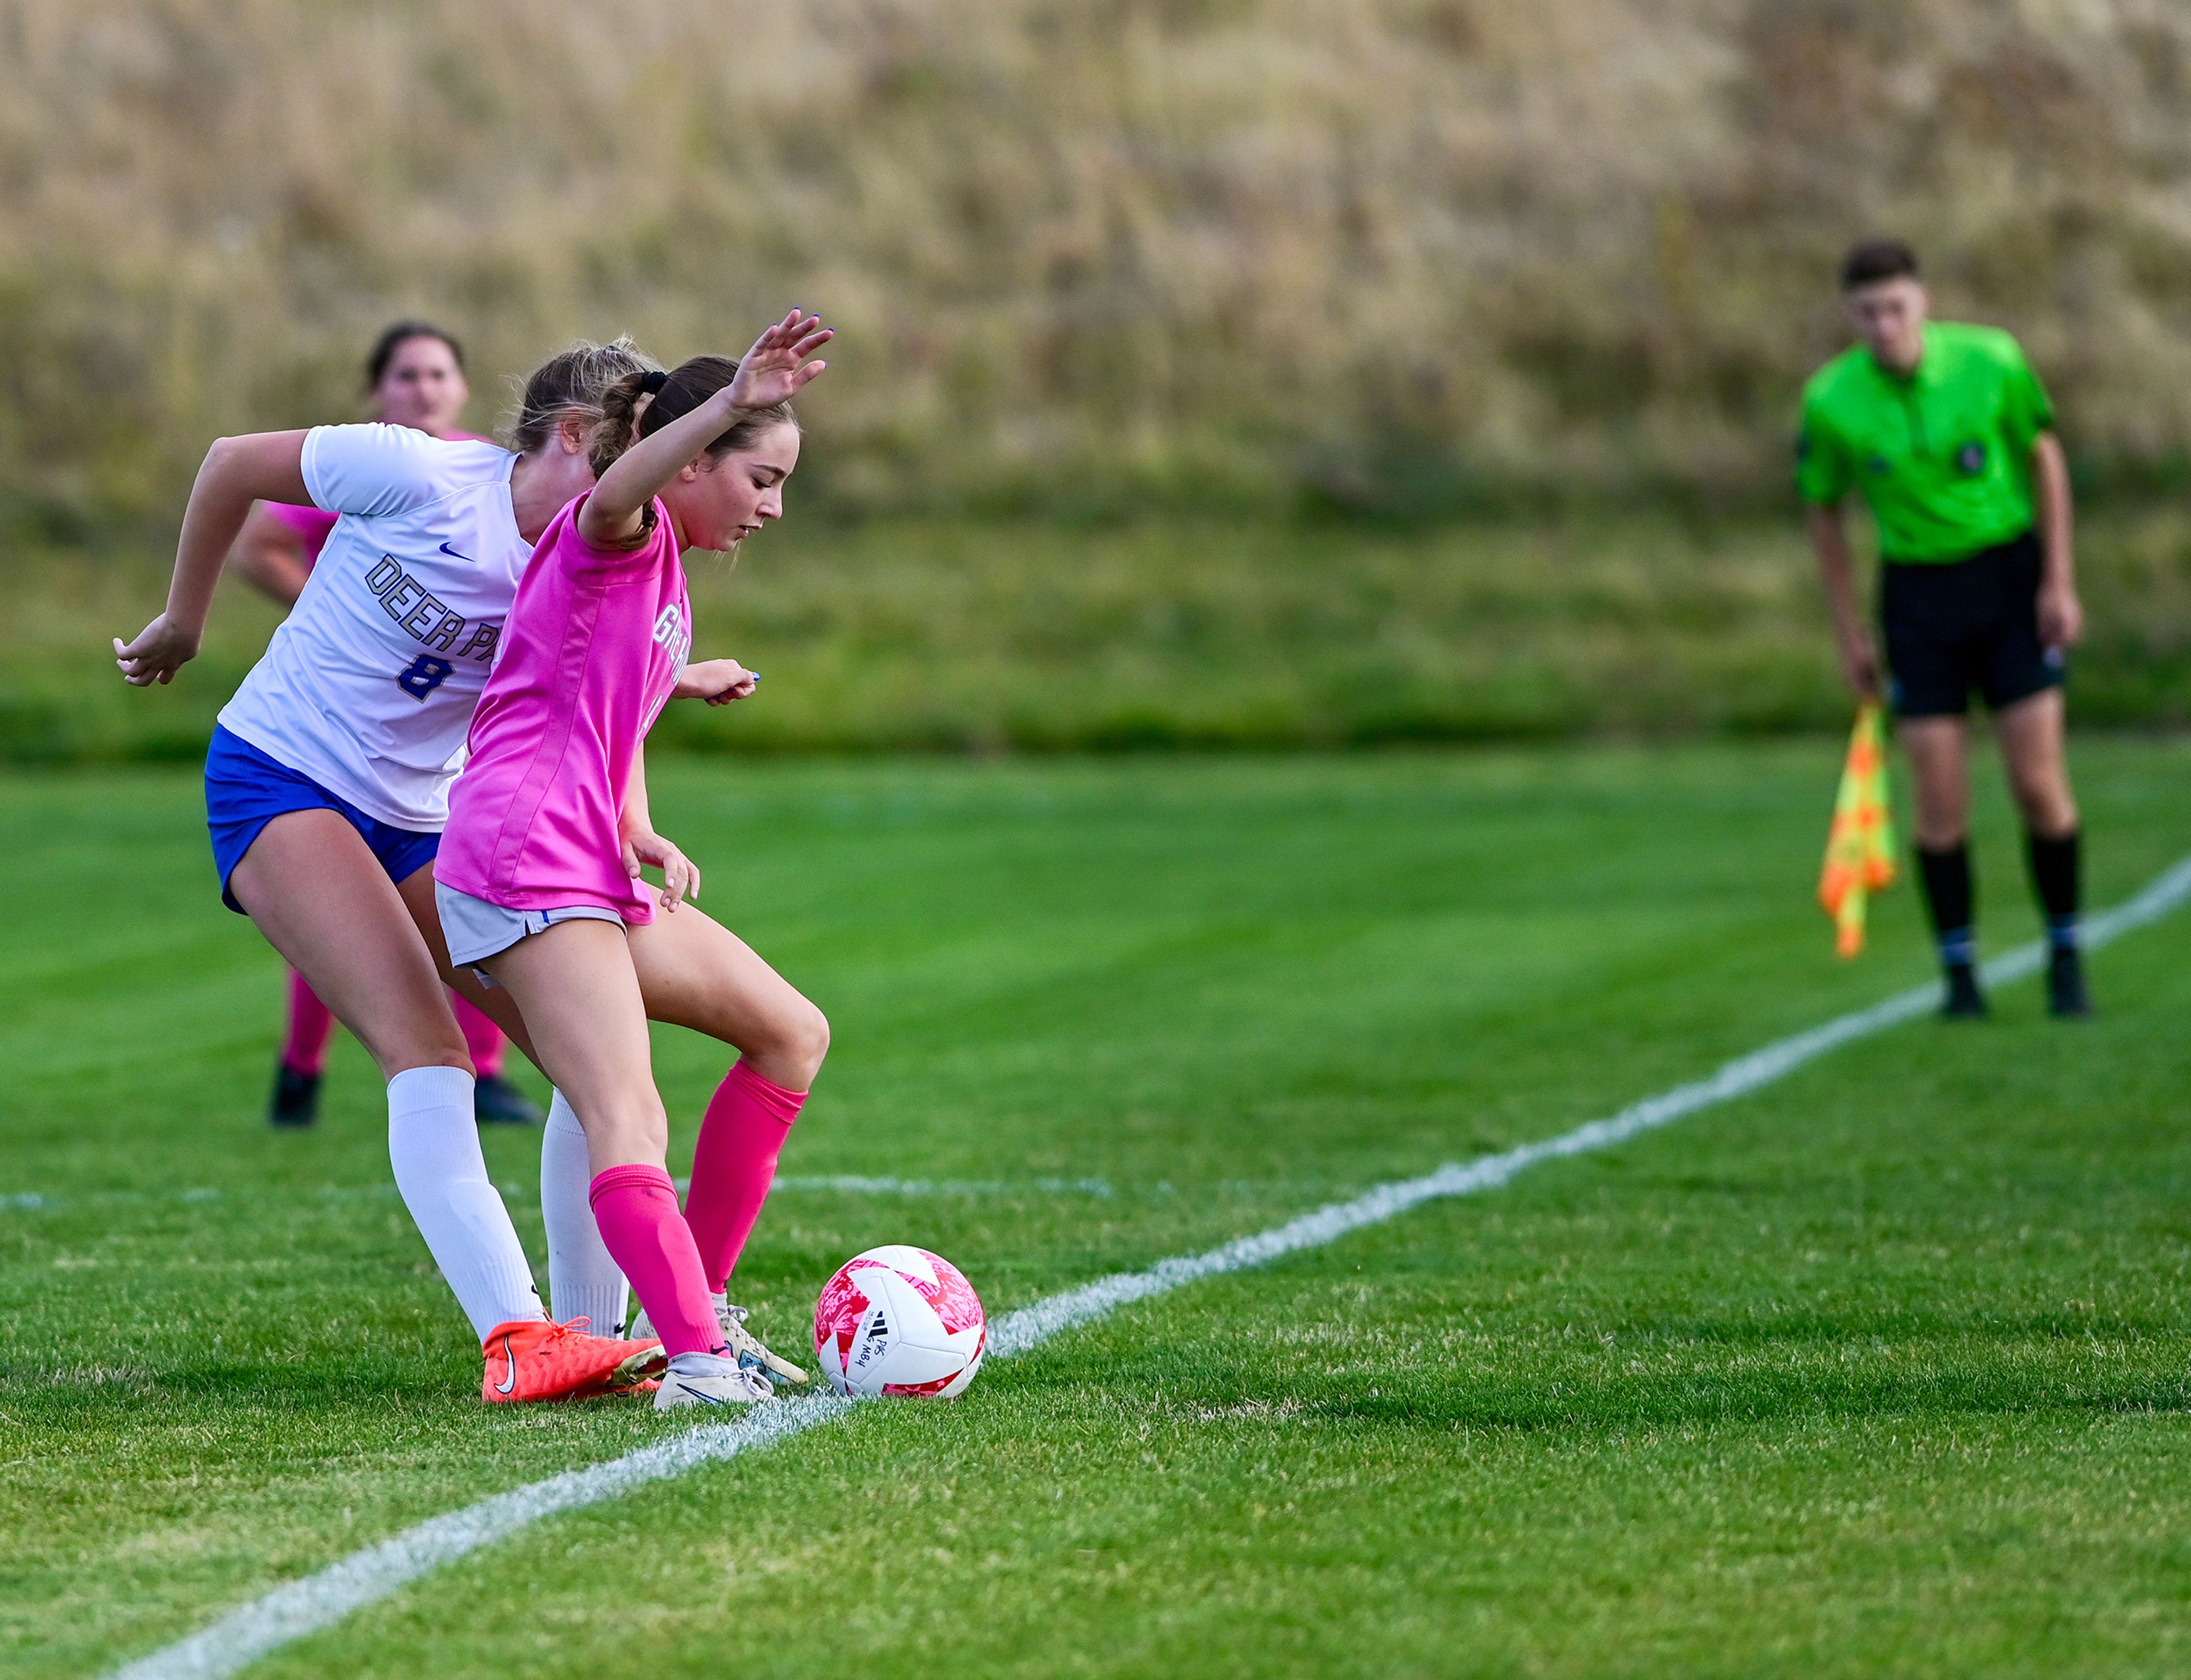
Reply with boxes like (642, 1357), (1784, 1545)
(480, 1317), (666, 1404)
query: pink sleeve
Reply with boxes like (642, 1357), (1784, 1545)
(263, 501), (340, 568)
(556, 494), (675, 582)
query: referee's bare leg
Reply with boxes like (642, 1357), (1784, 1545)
(1995, 687), (2077, 840)
(1998, 687), (2090, 1015)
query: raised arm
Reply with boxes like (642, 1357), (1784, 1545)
(114, 431), (312, 686)
(578, 310), (831, 548)
(1806, 500), (1882, 701)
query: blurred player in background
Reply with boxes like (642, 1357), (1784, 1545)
(226, 321), (541, 1128)
(1800, 239), (2089, 1021)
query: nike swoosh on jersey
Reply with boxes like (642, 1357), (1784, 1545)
(495, 1334), (518, 1395)
(438, 541), (474, 562)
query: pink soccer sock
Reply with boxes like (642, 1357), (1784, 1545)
(282, 969), (337, 1076)
(683, 1061), (806, 1292)
(588, 1164), (722, 1357)
(452, 992), (507, 1079)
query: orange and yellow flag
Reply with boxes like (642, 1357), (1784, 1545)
(1818, 703), (1895, 958)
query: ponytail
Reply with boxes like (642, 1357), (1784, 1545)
(587, 354), (798, 478)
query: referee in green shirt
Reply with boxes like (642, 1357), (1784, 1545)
(1800, 238), (2088, 1018)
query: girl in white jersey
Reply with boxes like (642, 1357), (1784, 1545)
(115, 341), (683, 1403)
(223, 318), (538, 1132)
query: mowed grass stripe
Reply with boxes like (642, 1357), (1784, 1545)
(106, 847), (2191, 1680)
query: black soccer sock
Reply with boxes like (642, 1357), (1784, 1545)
(2026, 828), (2081, 952)
(1917, 842), (1976, 968)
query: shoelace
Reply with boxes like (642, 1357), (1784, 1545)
(719, 1306), (806, 1380)
(535, 1317), (599, 1355)
(718, 1305), (769, 1356)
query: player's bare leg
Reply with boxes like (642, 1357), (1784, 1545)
(625, 903), (830, 1090)
(480, 918), (770, 1409)
(410, 876), (822, 1374)
(620, 904), (822, 1385)
(232, 820), (552, 1347)
(233, 834), (651, 1395)
(234, 813), (472, 1077)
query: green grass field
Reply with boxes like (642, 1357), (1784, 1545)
(7, 740), (2191, 1678)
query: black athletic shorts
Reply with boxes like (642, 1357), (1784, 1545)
(1879, 530), (2065, 719)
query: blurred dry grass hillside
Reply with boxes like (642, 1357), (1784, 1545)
(2, 0), (2189, 534)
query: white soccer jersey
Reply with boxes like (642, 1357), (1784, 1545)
(217, 424), (532, 831)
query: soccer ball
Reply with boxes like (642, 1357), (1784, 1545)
(812, 1245), (987, 1399)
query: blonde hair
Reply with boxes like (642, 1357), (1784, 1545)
(504, 335), (661, 454)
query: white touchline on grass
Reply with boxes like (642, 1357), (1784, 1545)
(106, 849), (2191, 1680)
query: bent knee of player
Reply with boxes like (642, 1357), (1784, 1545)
(747, 997), (830, 1092)
(786, 1001), (831, 1087)
(367, 1029), (475, 1084)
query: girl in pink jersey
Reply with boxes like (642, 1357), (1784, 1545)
(438, 311), (832, 1407)
(223, 321), (536, 1130)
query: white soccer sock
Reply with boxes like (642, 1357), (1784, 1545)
(387, 1066), (546, 1342)
(542, 1088), (631, 1335)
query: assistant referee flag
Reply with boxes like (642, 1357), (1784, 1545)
(1820, 704), (1895, 958)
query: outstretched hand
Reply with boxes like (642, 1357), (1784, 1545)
(673, 658), (759, 706)
(114, 613), (201, 687)
(727, 309), (832, 411)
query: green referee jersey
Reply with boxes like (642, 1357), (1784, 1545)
(1797, 321), (2055, 562)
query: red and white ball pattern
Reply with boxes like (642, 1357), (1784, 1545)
(812, 1245), (987, 1399)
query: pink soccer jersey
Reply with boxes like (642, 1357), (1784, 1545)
(436, 492), (693, 923)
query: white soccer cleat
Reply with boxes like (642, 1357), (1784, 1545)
(653, 1351), (775, 1411)
(629, 1301), (811, 1388)
(716, 1302), (811, 1388)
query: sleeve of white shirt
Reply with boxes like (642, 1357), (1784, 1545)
(300, 423), (459, 519)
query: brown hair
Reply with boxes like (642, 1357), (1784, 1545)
(505, 335), (662, 455)
(1840, 238), (1919, 291)
(587, 354), (798, 479)
(364, 319), (464, 391)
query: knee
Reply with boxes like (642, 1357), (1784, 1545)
(370, 1032), (474, 1084)
(747, 998), (828, 1091)
(2026, 795), (2080, 839)
(581, 1092), (670, 1165)
(779, 1001), (831, 1090)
